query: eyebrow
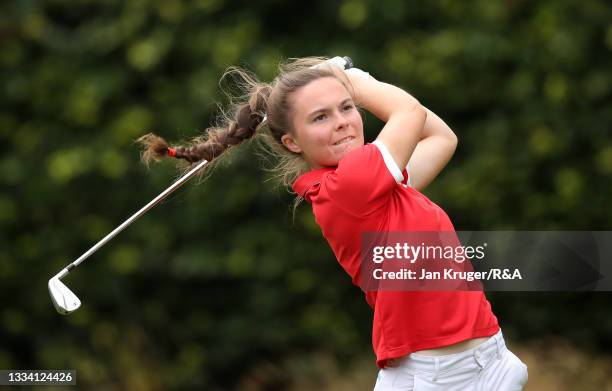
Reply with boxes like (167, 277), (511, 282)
(307, 98), (354, 118)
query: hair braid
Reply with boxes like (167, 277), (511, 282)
(137, 85), (269, 166)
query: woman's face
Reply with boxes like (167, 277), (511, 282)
(281, 76), (364, 169)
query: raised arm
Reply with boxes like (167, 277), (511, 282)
(344, 71), (427, 170)
(343, 68), (456, 191)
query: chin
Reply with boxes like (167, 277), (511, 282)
(334, 142), (361, 161)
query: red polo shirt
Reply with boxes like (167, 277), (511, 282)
(292, 141), (499, 368)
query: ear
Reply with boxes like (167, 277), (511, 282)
(281, 133), (302, 154)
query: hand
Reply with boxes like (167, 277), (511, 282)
(312, 56), (351, 70)
(312, 57), (374, 81)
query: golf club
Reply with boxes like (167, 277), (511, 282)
(48, 158), (209, 315)
(49, 56), (354, 315)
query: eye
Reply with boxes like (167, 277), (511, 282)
(313, 113), (327, 122)
(342, 104), (354, 111)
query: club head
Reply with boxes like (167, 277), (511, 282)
(48, 277), (81, 315)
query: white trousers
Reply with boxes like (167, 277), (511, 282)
(373, 330), (528, 391)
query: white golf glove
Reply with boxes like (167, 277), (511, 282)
(312, 56), (351, 70)
(313, 56), (374, 81)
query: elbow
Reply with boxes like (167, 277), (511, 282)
(446, 131), (458, 156)
(448, 130), (458, 148)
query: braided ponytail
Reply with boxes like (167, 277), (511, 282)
(137, 83), (270, 166)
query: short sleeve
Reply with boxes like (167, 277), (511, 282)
(372, 140), (403, 183)
(372, 140), (413, 187)
(323, 143), (399, 216)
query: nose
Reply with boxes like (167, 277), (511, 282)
(334, 110), (350, 131)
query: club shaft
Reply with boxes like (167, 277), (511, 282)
(57, 159), (209, 279)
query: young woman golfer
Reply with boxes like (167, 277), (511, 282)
(138, 57), (528, 390)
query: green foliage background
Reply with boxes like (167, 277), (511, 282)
(1, 0), (611, 389)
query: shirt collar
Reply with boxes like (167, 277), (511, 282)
(292, 167), (335, 201)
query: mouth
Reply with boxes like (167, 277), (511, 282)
(333, 136), (355, 146)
